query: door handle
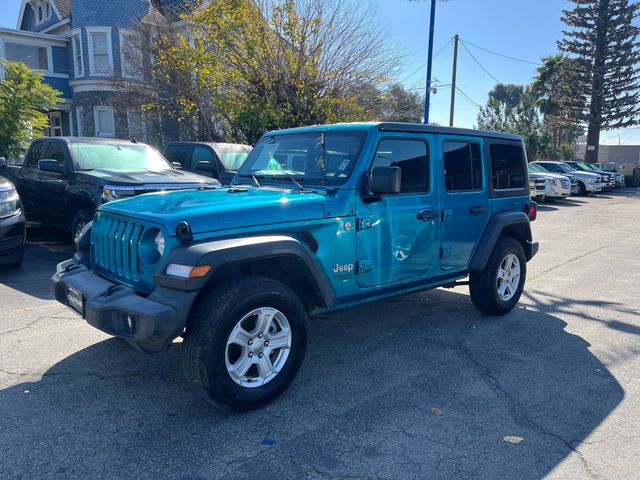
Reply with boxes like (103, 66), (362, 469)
(417, 209), (438, 221)
(469, 206), (487, 215)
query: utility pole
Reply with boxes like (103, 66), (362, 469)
(449, 34), (459, 127)
(423, 0), (437, 124)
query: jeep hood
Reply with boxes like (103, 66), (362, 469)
(99, 187), (327, 234)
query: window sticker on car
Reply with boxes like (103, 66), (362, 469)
(338, 159), (350, 171)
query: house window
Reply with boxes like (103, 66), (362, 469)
(72, 33), (84, 77)
(75, 107), (84, 137)
(49, 112), (62, 137)
(38, 6), (43, 22)
(94, 107), (115, 137)
(4, 42), (49, 71)
(119, 30), (142, 78)
(88, 29), (113, 75)
(45, 2), (51, 18)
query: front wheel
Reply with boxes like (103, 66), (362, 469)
(469, 237), (527, 315)
(182, 276), (308, 411)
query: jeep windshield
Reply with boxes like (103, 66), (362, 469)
(71, 143), (173, 172)
(237, 131), (367, 186)
(213, 144), (253, 171)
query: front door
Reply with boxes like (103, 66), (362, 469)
(356, 134), (440, 288)
(37, 140), (68, 223)
(438, 135), (490, 270)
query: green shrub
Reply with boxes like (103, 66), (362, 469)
(624, 176), (640, 188)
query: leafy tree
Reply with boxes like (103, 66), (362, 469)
(477, 84), (552, 160)
(530, 55), (583, 150)
(0, 61), (61, 158)
(558, 0), (640, 163)
(118, 0), (404, 144)
(352, 82), (424, 123)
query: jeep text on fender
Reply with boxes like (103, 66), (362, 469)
(51, 123), (538, 410)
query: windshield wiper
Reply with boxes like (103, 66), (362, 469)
(234, 173), (261, 188)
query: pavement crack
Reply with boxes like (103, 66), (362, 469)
(456, 322), (598, 479)
(529, 245), (610, 282)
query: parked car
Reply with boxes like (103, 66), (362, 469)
(52, 122), (539, 410)
(595, 163), (625, 188)
(0, 175), (26, 267)
(529, 178), (544, 202)
(0, 137), (220, 241)
(532, 161), (602, 195)
(564, 161), (615, 191)
(164, 142), (253, 184)
(528, 163), (572, 200)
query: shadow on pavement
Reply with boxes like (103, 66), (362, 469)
(0, 289), (623, 479)
(0, 225), (73, 299)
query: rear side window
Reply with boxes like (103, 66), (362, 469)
(443, 141), (483, 192)
(165, 145), (191, 168)
(191, 146), (216, 171)
(45, 142), (66, 165)
(490, 143), (526, 190)
(25, 142), (46, 168)
(372, 139), (429, 193)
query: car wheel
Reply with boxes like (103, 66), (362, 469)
(469, 236), (527, 316)
(182, 276), (308, 411)
(72, 210), (92, 243)
(577, 181), (588, 195)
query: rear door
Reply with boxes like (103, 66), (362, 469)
(190, 145), (220, 179)
(18, 140), (47, 218)
(356, 133), (440, 287)
(164, 144), (193, 170)
(438, 135), (489, 271)
(37, 140), (69, 223)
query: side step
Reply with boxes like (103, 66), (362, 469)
(441, 280), (470, 289)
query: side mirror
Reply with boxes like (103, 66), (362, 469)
(0, 158), (6, 168)
(38, 159), (65, 174)
(370, 166), (401, 195)
(195, 161), (216, 172)
(171, 162), (182, 169)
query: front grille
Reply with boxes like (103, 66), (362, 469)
(560, 179), (570, 188)
(92, 212), (145, 283)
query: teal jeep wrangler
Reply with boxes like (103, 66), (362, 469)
(51, 123), (538, 410)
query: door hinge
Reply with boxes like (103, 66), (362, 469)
(357, 260), (372, 274)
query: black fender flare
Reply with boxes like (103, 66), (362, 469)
(469, 211), (538, 271)
(154, 235), (336, 307)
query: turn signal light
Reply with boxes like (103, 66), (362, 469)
(166, 263), (212, 278)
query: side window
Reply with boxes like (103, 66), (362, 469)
(25, 142), (46, 168)
(490, 143), (526, 190)
(372, 139), (429, 194)
(45, 142), (66, 165)
(443, 141), (483, 192)
(191, 146), (217, 172)
(165, 145), (191, 168)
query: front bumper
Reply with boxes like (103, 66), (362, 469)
(586, 183), (603, 193)
(545, 184), (571, 198)
(50, 259), (197, 352)
(0, 211), (26, 265)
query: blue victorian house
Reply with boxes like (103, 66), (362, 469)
(0, 0), (183, 143)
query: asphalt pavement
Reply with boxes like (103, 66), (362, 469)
(1, 191), (639, 479)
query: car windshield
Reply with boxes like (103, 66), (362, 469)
(540, 162), (574, 174)
(71, 143), (173, 172)
(579, 162), (599, 172)
(237, 131), (367, 185)
(528, 163), (547, 173)
(213, 144), (253, 171)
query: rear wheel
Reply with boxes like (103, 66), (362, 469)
(469, 237), (526, 315)
(182, 276), (308, 411)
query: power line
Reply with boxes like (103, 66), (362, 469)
(460, 39), (542, 66)
(455, 86), (481, 109)
(399, 38), (453, 84)
(460, 41), (502, 85)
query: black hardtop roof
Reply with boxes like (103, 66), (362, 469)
(375, 122), (523, 142)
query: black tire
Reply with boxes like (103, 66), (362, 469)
(577, 181), (588, 195)
(182, 276), (308, 411)
(469, 236), (527, 316)
(71, 210), (92, 243)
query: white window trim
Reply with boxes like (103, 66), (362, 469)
(48, 111), (62, 137)
(71, 29), (84, 78)
(1, 38), (54, 74)
(75, 106), (84, 137)
(118, 28), (143, 80)
(86, 27), (113, 77)
(93, 106), (115, 138)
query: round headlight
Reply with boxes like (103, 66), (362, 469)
(154, 231), (165, 256)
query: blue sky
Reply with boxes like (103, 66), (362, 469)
(1, 0), (638, 144)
